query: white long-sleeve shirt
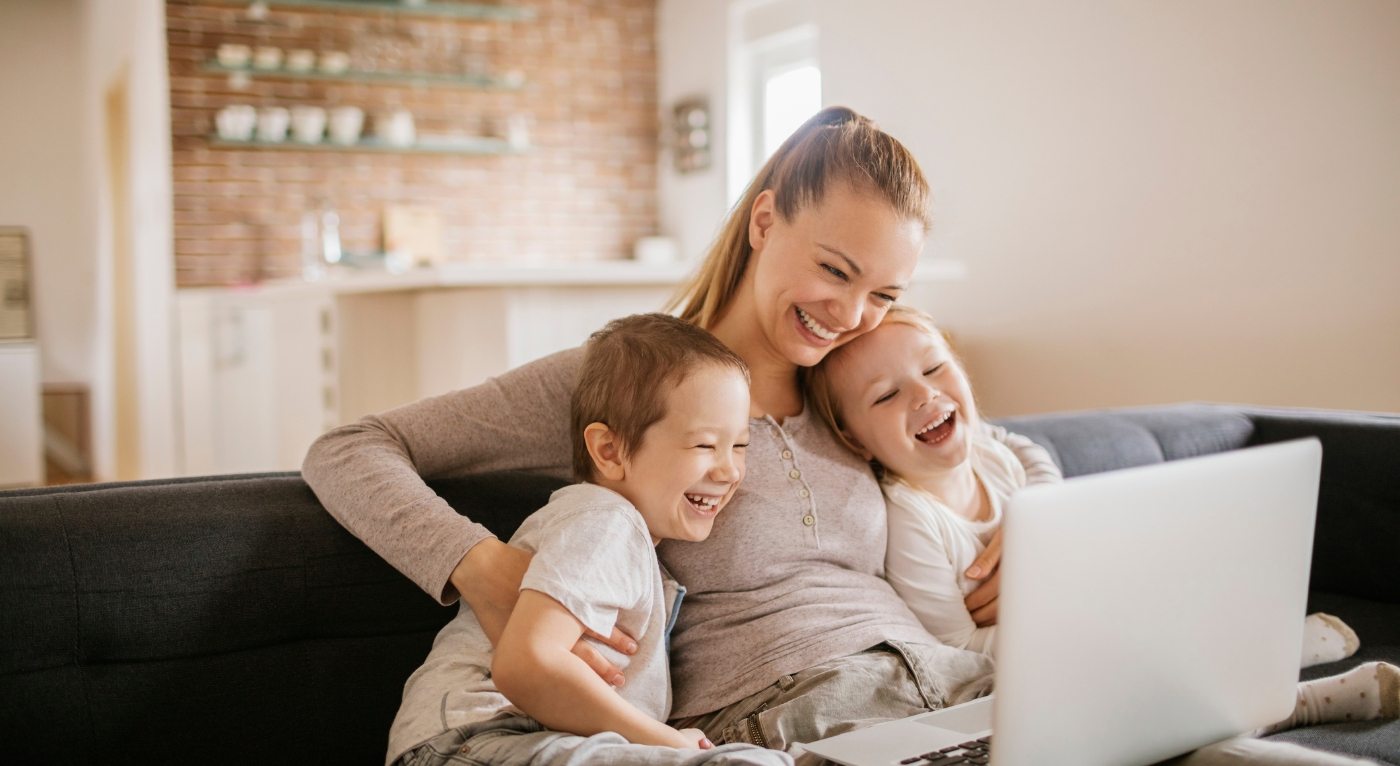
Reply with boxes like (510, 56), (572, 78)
(881, 428), (1032, 657)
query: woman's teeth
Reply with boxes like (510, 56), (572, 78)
(796, 307), (839, 341)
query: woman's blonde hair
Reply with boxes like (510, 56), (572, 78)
(807, 304), (954, 459)
(668, 106), (933, 329)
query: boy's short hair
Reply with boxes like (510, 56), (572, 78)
(571, 313), (749, 482)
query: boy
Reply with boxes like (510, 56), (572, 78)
(388, 313), (791, 766)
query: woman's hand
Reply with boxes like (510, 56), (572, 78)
(964, 528), (1002, 626)
(451, 538), (637, 685)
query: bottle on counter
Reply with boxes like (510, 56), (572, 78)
(300, 209), (324, 281)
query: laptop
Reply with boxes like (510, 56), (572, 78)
(805, 438), (1322, 766)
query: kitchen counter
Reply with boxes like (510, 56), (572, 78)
(181, 258), (968, 296)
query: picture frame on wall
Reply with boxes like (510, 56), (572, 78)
(0, 227), (34, 340)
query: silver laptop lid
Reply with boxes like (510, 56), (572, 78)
(992, 438), (1322, 766)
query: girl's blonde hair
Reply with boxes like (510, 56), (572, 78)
(807, 304), (955, 459)
(668, 106), (933, 329)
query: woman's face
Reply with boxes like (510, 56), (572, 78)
(745, 182), (924, 369)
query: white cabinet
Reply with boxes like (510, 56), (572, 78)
(176, 287), (337, 475)
(0, 342), (44, 487)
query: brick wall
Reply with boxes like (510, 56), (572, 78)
(167, 0), (658, 287)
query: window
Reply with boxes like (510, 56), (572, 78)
(728, 14), (821, 203)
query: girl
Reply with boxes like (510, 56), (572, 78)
(807, 304), (1399, 742)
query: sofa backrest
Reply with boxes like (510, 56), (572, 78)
(0, 471), (563, 765)
(3, 403), (1394, 764)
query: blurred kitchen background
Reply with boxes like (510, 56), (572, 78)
(2, 0), (1397, 487)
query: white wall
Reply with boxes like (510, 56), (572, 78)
(0, 0), (97, 389)
(0, 0), (176, 480)
(660, 0), (1400, 416)
(657, 0), (731, 264)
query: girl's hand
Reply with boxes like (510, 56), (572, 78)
(964, 528), (1002, 626)
(451, 538), (637, 685)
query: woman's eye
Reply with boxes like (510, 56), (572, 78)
(923, 364), (945, 376)
(822, 264), (849, 281)
(734, 443), (750, 450)
(695, 444), (716, 450)
(874, 390), (897, 405)
(873, 292), (897, 304)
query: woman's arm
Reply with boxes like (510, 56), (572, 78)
(493, 590), (705, 748)
(302, 348), (581, 606)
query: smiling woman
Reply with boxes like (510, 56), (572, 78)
(302, 106), (1063, 763)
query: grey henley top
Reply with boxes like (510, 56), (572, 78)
(302, 346), (1061, 718)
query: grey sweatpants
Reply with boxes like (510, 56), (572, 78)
(673, 643), (1374, 766)
(394, 715), (793, 766)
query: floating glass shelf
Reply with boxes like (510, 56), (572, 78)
(202, 61), (525, 90)
(209, 135), (522, 156)
(260, 0), (535, 21)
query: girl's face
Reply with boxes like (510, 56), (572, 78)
(825, 322), (980, 485)
(745, 182), (924, 369)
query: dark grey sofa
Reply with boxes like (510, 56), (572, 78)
(2, 404), (1396, 765)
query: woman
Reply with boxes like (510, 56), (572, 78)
(303, 107), (1057, 757)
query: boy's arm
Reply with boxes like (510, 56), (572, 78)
(492, 589), (701, 749)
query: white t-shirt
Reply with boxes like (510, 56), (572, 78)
(881, 428), (1029, 657)
(385, 483), (680, 765)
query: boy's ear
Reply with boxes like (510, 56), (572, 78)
(583, 422), (627, 481)
(841, 429), (873, 462)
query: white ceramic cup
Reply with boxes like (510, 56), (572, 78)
(290, 106), (327, 144)
(216, 104), (257, 141)
(328, 106), (365, 146)
(217, 44), (251, 69)
(318, 50), (350, 74)
(285, 49), (315, 72)
(633, 236), (679, 265)
(375, 109), (415, 147)
(256, 106), (290, 143)
(253, 46), (283, 71)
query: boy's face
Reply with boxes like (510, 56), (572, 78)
(826, 322), (980, 485)
(619, 363), (751, 544)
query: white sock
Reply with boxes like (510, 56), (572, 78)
(1300, 612), (1360, 668)
(1255, 661), (1400, 736)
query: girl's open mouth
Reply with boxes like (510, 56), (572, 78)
(915, 410), (957, 445)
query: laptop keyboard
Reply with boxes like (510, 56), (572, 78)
(898, 736), (991, 764)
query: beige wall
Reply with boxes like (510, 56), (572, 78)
(661, 0), (1400, 416)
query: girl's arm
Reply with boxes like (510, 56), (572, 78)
(492, 590), (704, 748)
(965, 426), (1061, 625)
(986, 424), (1061, 486)
(885, 494), (996, 655)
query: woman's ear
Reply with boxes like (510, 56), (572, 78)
(841, 430), (874, 462)
(748, 189), (776, 252)
(583, 422), (627, 481)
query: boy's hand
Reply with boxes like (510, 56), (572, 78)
(964, 528), (1002, 626)
(676, 728), (714, 750)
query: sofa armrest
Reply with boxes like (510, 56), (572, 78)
(1242, 408), (1400, 605)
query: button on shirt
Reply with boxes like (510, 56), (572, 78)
(659, 405), (934, 718)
